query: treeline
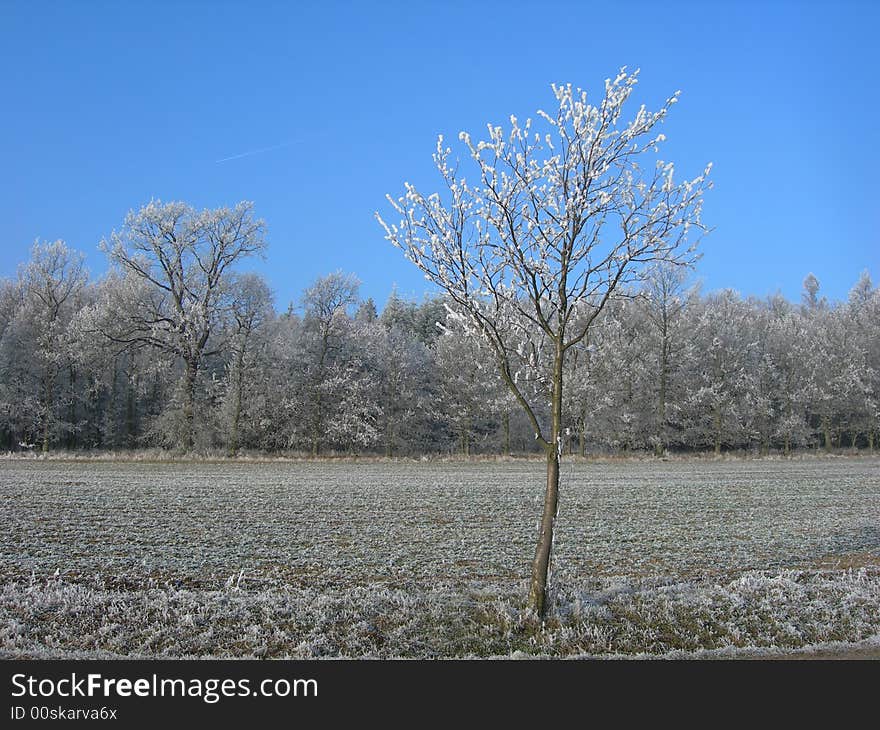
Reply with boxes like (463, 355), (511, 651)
(0, 202), (877, 456)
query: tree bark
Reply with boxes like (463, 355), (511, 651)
(385, 419), (394, 458)
(528, 342), (563, 617)
(655, 315), (668, 457)
(311, 329), (331, 458)
(107, 359), (118, 448)
(41, 369), (55, 453)
(182, 358), (197, 451)
(229, 363), (243, 457)
(461, 413), (470, 457)
(822, 417), (832, 453)
(529, 446), (559, 617)
(126, 373), (136, 447)
(67, 363), (77, 450)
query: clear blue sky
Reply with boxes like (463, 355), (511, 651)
(1, 0), (877, 310)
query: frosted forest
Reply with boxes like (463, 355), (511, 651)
(0, 235), (876, 459)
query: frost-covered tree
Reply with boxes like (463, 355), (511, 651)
(298, 271), (361, 456)
(361, 318), (433, 456)
(434, 322), (507, 456)
(220, 272), (274, 455)
(801, 273), (824, 312)
(379, 69), (711, 615)
(256, 311), (306, 450)
(843, 272), (879, 450)
(799, 278), (857, 451)
(72, 270), (175, 448)
(638, 263), (690, 454)
(380, 293), (448, 347)
(833, 273), (879, 450)
(762, 295), (813, 453)
(0, 277), (33, 449)
(8, 241), (89, 452)
(561, 331), (595, 456)
(100, 200), (266, 450)
(680, 291), (756, 453)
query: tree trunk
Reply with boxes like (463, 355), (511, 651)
(41, 369), (55, 453)
(461, 414), (470, 457)
(385, 420), (394, 458)
(228, 349), (245, 456)
(126, 374), (136, 447)
(182, 358), (197, 451)
(311, 329), (331, 459)
(656, 322), (668, 457)
(529, 446), (559, 618)
(67, 363), (77, 450)
(822, 417), (832, 453)
(229, 392), (241, 456)
(528, 342), (563, 618)
(579, 418), (586, 458)
(503, 411), (510, 456)
(310, 385), (322, 457)
(713, 402), (722, 456)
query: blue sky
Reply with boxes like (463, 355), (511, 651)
(1, 0), (877, 311)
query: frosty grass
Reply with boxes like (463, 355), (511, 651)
(2, 457), (878, 658)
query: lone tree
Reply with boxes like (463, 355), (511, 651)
(101, 200), (266, 450)
(378, 68), (711, 616)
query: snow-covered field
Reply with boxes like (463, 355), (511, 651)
(1, 457), (878, 658)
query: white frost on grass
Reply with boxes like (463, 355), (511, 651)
(1, 458), (878, 658)
(1, 569), (879, 659)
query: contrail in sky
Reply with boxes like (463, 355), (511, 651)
(215, 140), (299, 164)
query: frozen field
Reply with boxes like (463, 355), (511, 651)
(1, 457), (879, 658)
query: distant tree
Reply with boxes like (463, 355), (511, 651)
(0, 278), (31, 448)
(257, 312), (305, 450)
(801, 273), (824, 312)
(221, 272), (274, 454)
(379, 69), (711, 615)
(434, 324), (506, 456)
(681, 291), (754, 454)
(0, 278), (18, 345)
(299, 271), (360, 456)
(73, 270), (172, 448)
(100, 200), (266, 450)
(379, 289), (417, 333)
(360, 319), (432, 456)
(800, 291), (853, 452)
(13, 241), (88, 452)
(840, 272), (878, 449)
(761, 294), (811, 453)
(638, 263), (689, 454)
(567, 300), (652, 453)
(411, 296), (448, 346)
(354, 298), (378, 324)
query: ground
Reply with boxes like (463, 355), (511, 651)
(1, 455), (878, 658)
